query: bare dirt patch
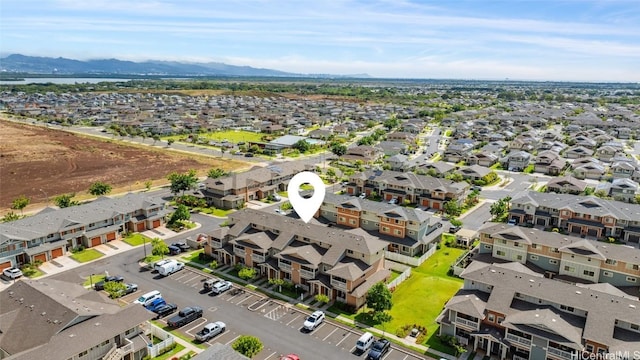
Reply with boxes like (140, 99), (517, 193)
(0, 121), (247, 211)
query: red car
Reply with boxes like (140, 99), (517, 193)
(280, 355), (300, 360)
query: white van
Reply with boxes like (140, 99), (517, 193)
(134, 290), (161, 306)
(356, 332), (374, 352)
(157, 260), (185, 277)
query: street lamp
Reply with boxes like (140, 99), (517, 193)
(89, 273), (95, 289)
(143, 236), (147, 259)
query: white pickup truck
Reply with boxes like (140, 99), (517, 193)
(194, 321), (226, 342)
(157, 259), (185, 276)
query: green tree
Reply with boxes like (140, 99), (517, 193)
(330, 143), (347, 157)
(443, 200), (462, 217)
(326, 168), (337, 182)
(293, 139), (310, 153)
(281, 201), (293, 210)
(11, 195), (30, 215)
(104, 281), (127, 298)
(315, 294), (330, 304)
(54, 193), (79, 208)
(232, 335), (263, 358)
(372, 311), (393, 325)
(1, 211), (20, 222)
(167, 138), (175, 146)
(238, 267), (256, 281)
(169, 204), (191, 225)
(151, 237), (169, 258)
(88, 181), (112, 196)
(450, 218), (463, 227)
(366, 282), (393, 313)
(167, 169), (198, 196)
(207, 168), (228, 179)
(152, 135), (161, 145)
(144, 180), (153, 191)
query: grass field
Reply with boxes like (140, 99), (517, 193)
(163, 130), (264, 144)
(122, 233), (152, 246)
(70, 249), (104, 263)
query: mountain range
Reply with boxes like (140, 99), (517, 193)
(0, 54), (369, 78)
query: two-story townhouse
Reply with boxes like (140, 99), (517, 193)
(611, 161), (638, 179)
(0, 193), (166, 270)
(608, 178), (640, 203)
(319, 193), (444, 256)
(1, 279), (157, 360)
(455, 165), (493, 182)
(533, 150), (567, 175)
(572, 162), (606, 180)
(564, 145), (594, 159)
(508, 191), (640, 244)
(595, 145), (621, 162)
(385, 154), (410, 172)
(346, 170), (468, 209)
(201, 163), (312, 209)
(438, 262), (640, 360)
(467, 151), (499, 167)
(341, 145), (384, 164)
(203, 209), (390, 308)
(476, 222), (640, 286)
(500, 151), (532, 172)
(414, 162), (456, 178)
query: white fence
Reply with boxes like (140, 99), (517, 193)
(143, 323), (175, 358)
(384, 244), (438, 267)
(387, 267), (411, 290)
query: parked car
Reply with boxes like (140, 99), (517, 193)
(275, 209), (285, 215)
(359, 193), (366, 199)
(94, 275), (124, 290)
(136, 290), (162, 307)
(211, 280), (232, 295)
(203, 278), (218, 292)
(153, 259), (171, 272)
(195, 321), (226, 342)
(280, 355), (300, 360)
(3, 267), (23, 279)
(157, 260), (185, 276)
(367, 339), (391, 360)
(507, 218), (517, 226)
(244, 153), (254, 157)
(303, 310), (325, 331)
(145, 297), (167, 312)
(111, 283), (138, 298)
(167, 306), (203, 328)
(388, 197), (398, 204)
(171, 242), (191, 252)
(168, 245), (181, 255)
(448, 225), (461, 234)
(153, 303), (178, 319)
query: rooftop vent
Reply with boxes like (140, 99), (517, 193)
(576, 291), (582, 295)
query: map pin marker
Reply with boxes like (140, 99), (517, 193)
(287, 171), (326, 223)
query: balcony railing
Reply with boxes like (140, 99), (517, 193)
(547, 347), (574, 360)
(210, 240), (223, 249)
(251, 254), (266, 263)
(506, 333), (531, 347)
(455, 317), (478, 329)
(330, 280), (347, 291)
(234, 248), (246, 257)
(279, 263), (292, 272)
(299, 269), (315, 279)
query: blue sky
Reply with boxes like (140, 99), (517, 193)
(1, 0), (639, 81)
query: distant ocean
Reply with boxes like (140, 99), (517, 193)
(0, 78), (132, 85)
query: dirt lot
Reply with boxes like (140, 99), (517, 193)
(0, 121), (247, 211)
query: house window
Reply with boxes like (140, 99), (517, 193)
(603, 271), (613, 277)
(497, 317), (504, 324)
(394, 229), (402, 235)
(627, 277), (637, 283)
(347, 249), (354, 255)
(338, 216), (346, 222)
(560, 305), (575, 312)
(79, 350), (88, 357)
(584, 270), (595, 277)
(496, 250), (506, 256)
(531, 244), (538, 249)
(551, 247), (559, 253)
(125, 328), (135, 335)
(516, 255), (523, 261)
(586, 344), (594, 352)
(549, 259), (558, 265)
(349, 219), (357, 225)
(484, 244), (492, 250)
(630, 324), (639, 331)
(382, 226), (389, 232)
(530, 255), (539, 260)
(488, 314), (495, 322)
(564, 265), (575, 272)
(362, 220), (368, 224)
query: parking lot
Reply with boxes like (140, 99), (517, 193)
(144, 267), (428, 360)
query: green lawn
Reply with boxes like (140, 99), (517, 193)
(199, 207), (235, 217)
(155, 344), (185, 360)
(122, 233), (152, 246)
(70, 249), (104, 263)
(150, 320), (207, 349)
(163, 130), (264, 144)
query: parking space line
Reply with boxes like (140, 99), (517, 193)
(181, 275), (201, 284)
(285, 314), (301, 326)
(171, 273), (189, 281)
(401, 354), (409, 360)
(185, 318), (208, 336)
(335, 332), (351, 347)
(323, 327), (338, 341)
(225, 335), (241, 345)
(263, 351), (277, 359)
(234, 294), (254, 306)
(312, 323), (326, 335)
(383, 349), (393, 360)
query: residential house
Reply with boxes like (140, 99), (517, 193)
(572, 162), (606, 180)
(608, 178), (639, 203)
(508, 191), (640, 244)
(320, 193), (445, 256)
(476, 222), (640, 286)
(500, 151), (532, 172)
(533, 150), (567, 175)
(467, 151), (499, 167)
(376, 141), (409, 156)
(260, 123), (284, 134)
(546, 176), (589, 195)
(456, 165), (493, 182)
(387, 131), (417, 145)
(612, 161), (639, 180)
(202, 163), (313, 209)
(612, 127), (632, 139)
(573, 135), (597, 149)
(480, 141), (509, 155)
(385, 154), (410, 172)
(0, 193), (167, 270)
(595, 145), (621, 162)
(564, 146), (594, 159)
(346, 169), (468, 210)
(437, 261), (640, 360)
(341, 145), (384, 164)
(0, 279), (156, 360)
(414, 161), (456, 178)
(203, 209), (390, 309)
(444, 143), (474, 163)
